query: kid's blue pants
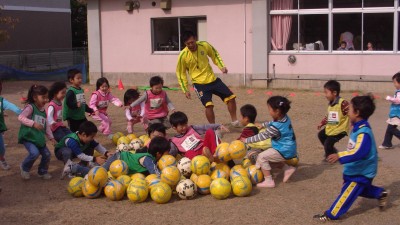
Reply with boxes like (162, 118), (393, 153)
(325, 175), (384, 220)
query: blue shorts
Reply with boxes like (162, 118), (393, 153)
(193, 78), (236, 107)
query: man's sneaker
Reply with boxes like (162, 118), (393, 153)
(60, 159), (74, 180)
(0, 160), (10, 170)
(378, 145), (393, 149)
(230, 120), (241, 128)
(20, 165), (30, 180)
(379, 190), (389, 211)
(38, 173), (52, 180)
(313, 213), (331, 222)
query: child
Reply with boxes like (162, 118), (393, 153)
(380, 72), (400, 149)
(314, 95), (388, 222)
(129, 76), (175, 128)
(238, 104), (271, 165)
(64, 136), (170, 177)
(0, 80), (22, 170)
(136, 122), (178, 156)
(63, 69), (93, 132)
(124, 88), (146, 133)
(242, 96), (298, 188)
(317, 80), (349, 161)
(169, 111), (229, 161)
(47, 81), (71, 142)
(89, 77), (123, 138)
(18, 85), (56, 180)
(57, 121), (110, 179)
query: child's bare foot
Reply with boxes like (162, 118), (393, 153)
(202, 147), (214, 162)
(283, 164), (296, 183)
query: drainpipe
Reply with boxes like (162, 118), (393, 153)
(243, 0), (247, 87)
(99, 0), (104, 78)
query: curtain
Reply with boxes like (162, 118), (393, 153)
(271, 0), (294, 50)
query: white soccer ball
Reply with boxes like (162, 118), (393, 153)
(129, 138), (143, 151)
(116, 143), (129, 152)
(176, 179), (197, 200)
(177, 157), (192, 177)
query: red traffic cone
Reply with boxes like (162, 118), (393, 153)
(118, 79), (125, 90)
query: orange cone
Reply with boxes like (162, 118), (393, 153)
(118, 79), (125, 90)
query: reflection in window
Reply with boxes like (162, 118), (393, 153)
(271, 15), (298, 50)
(333, 0), (361, 8)
(364, 13), (393, 51)
(333, 13), (362, 50)
(299, 0), (328, 9)
(299, 14), (328, 50)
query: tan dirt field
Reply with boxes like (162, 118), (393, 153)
(0, 80), (399, 225)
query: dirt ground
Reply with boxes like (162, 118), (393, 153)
(0, 80), (399, 225)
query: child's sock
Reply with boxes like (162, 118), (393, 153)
(256, 175), (275, 188)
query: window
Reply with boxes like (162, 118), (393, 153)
(300, 14), (328, 50)
(271, 15), (298, 50)
(363, 13), (393, 51)
(333, 14), (361, 50)
(363, 0), (393, 8)
(151, 16), (206, 52)
(333, 0), (361, 8)
(299, 0), (328, 9)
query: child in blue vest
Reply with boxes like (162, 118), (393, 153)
(0, 80), (22, 170)
(18, 85), (56, 180)
(314, 95), (388, 222)
(380, 72), (400, 149)
(242, 96), (298, 188)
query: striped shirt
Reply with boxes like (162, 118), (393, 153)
(244, 117), (287, 144)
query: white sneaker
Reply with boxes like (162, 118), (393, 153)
(231, 120), (241, 128)
(0, 160), (10, 170)
(20, 165), (30, 180)
(60, 159), (74, 180)
(38, 173), (52, 180)
(378, 145), (393, 149)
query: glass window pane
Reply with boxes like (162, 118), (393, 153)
(363, 0), (393, 8)
(270, 0), (297, 10)
(299, 0), (328, 9)
(333, 13), (362, 50)
(271, 15), (298, 50)
(153, 18), (178, 51)
(333, 0), (361, 8)
(364, 13), (393, 51)
(299, 14), (328, 50)
(180, 17), (205, 50)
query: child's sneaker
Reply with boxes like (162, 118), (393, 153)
(0, 160), (10, 170)
(20, 165), (30, 180)
(313, 213), (331, 222)
(230, 120), (241, 128)
(379, 190), (389, 211)
(60, 159), (74, 180)
(378, 145), (393, 149)
(283, 164), (296, 183)
(256, 176), (275, 188)
(38, 173), (52, 180)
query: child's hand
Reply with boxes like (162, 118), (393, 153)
(33, 122), (44, 131)
(94, 156), (106, 165)
(254, 123), (263, 129)
(94, 110), (100, 116)
(327, 154), (339, 163)
(77, 102), (82, 108)
(386, 96), (392, 101)
(50, 138), (57, 146)
(239, 137), (246, 142)
(219, 125), (230, 133)
(317, 124), (323, 130)
(124, 105), (130, 110)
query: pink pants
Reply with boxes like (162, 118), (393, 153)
(127, 117), (148, 134)
(92, 113), (112, 135)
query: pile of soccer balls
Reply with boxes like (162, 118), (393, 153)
(112, 132), (151, 153)
(67, 140), (264, 203)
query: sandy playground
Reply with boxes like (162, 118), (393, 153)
(0, 80), (399, 225)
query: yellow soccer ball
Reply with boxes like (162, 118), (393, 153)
(215, 163), (230, 177)
(228, 140), (246, 160)
(109, 160), (129, 178)
(210, 178), (231, 200)
(139, 134), (151, 146)
(82, 180), (102, 199)
(150, 182), (172, 204)
(126, 133), (137, 141)
(131, 173), (146, 181)
(88, 166), (108, 187)
(145, 174), (158, 185)
(230, 165), (249, 180)
(112, 132), (124, 145)
(107, 171), (114, 181)
(67, 177), (84, 197)
(190, 173), (198, 184)
(161, 166), (181, 187)
(285, 156), (299, 167)
(127, 179), (149, 203)
(190, 155), (210, 175)
(210, 169), (228, 180)
(242, 158), (252, 168)
(196, 174), (212, 195)
(231, 176), (252, 197)
(104, 180), (125, 201)
(247, 165), (264, 184)
(117, 136), (131, 145)
(215, 142), (231, 162)
(157, 155), (177, 171)
(210, 161), (217, 172)
(117, 175), (132, 189)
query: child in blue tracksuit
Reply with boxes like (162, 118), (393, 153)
(314, 95), (388, 222)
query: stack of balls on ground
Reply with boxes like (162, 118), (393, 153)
(67, 140), (264, 203)
(112, 132), (151, 153)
